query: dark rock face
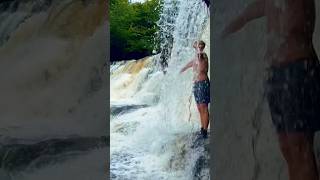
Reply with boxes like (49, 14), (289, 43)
(168, 132), (210, 179)
(0, 136), (108, 171)
(190, 134), (210, 180)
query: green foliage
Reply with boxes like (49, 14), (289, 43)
(110, 0), (162, 61)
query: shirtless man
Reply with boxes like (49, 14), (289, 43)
(222, 1), (320, 179)
(180, 40), (210, 138)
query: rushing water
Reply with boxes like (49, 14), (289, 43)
(110, 0), (210, 179)
(0, 0), (108, 179)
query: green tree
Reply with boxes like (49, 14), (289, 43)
(110, 0), (161, 61)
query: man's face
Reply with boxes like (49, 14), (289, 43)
(198, 44), (204, 51)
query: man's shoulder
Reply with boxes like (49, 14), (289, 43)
(198, 52), (208, 59)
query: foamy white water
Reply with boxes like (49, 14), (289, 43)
(110, 0), (210, 179)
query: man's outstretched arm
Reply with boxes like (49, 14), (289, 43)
(180, 60), (193, 73)
(222, 0), (265, 38)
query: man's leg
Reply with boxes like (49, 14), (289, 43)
(197, 104), (204, 128)
(278, 132), (318, 180)
(198, 103), (209, 130)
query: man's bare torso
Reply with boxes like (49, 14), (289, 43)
(193, 53), (209, 82)
(265, 0), (317, 66)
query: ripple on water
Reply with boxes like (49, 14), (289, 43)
(110, 152), (145, 180)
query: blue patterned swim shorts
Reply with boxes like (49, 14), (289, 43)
(193, 79), (210, 104)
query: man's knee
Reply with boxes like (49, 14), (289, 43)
(198, 103), (208, 109)
(278, 133), (314, 162)
(196, 106), (201, 112)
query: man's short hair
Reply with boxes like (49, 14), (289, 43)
(198, 40), (206, 47)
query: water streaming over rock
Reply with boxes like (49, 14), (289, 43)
(0, 0), (108, 179)
(110, 0), (210, 179)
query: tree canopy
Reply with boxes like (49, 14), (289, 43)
(110, 0), (161, 61)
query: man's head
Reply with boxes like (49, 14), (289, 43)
(198, 40), (205, 51)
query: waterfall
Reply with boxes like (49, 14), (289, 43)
(110, 0), (210, 179)
(0, 0), (108, 179)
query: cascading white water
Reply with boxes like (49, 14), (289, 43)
(0, 1), (108, 179)
(110, 0), (210, 179)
